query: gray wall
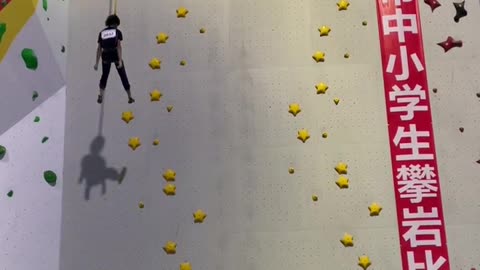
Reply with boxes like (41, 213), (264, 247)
(61, 0), (480, 269)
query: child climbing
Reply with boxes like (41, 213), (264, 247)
(94, 14), (134, 104)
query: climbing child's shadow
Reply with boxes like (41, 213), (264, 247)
(78, 135), (127, 200)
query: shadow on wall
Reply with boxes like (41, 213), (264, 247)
(78, 135), (127, 200)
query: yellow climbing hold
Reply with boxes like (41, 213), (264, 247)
(163, 241), (177, 254)
(176, 7), (189, 18)
(312, 51), (325, 62)
(156, 32), (169, 44)
(344, 53), (350, 58)
(138, 201), (145, 209)
(312, 195), (318, 201)
(288, 103), (301, 117)
(335, 162), (348, 174)
(149, 58), (161, 69)
(334, 98), (340, 105)
(288, 167), (295, 174)
(340, 233), (354, 247)
(163, 169), (176, 182)
(337, 0), (350, 11)
(167, 105), (174, 112)
(121, 111), (134, 124)
(368, 203), (382, 216)
(180, 60), (187, 66)
(199, 28), (206, 33)
(179, 262), (192, 270)
(315, 83), (328, 94)
(318, 26), (331, 37)
(128, 137), (141, 151)
(163, 183), (176, 196)
(297, 129), (310, 143)
(122, 111), (135, 124)
(358, 255), (371, 270)
(150, 89), (163, 101)
(335, 176), (349, 189)
(153, 139), (160, 146)
(322, 132), (328, 138)
(193, 209), (207, 223)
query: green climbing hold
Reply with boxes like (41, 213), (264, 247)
(42, 0), (48, 11)
(0, 23), (6, 43)
(32, 91), (39, 101)
(0, 145), (6, 160)
(7, 190), (13, 197)
(21, 48), (38, 70)
(34, 116), (40, 122)
(42, 136), (49, 143)
(44, 170), (57, 186)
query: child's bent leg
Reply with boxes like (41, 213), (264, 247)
(98, 61), (112, 103)
(99, 61), (112, 93)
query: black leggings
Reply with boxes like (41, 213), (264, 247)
(99, 60), (131, 91)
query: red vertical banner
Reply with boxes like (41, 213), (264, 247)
(375, 0), (450, 269)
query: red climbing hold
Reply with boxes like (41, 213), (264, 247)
(437, 36), (462, 52)
(0, 0), (12, 12)
(424, 0), (441, 12)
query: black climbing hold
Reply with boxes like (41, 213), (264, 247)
(459, 127), (464, 133)
(41, 136), (49, 143)
(432, 88), (437, 93)
(476, 93), (480, 98)
(21, 48), (38, 70)
(453, 1), (467, 23)
(61, 45), (65, 53)
(0, 145), (6, 160)
(32, 91), (39, 101)
(44, 170), (57, 186)
(0, 23), (6, 43)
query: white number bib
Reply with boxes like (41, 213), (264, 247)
(101, 29), (117, 40)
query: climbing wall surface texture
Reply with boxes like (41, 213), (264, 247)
(0, 0), (66, 136)
(0, 0), (68, 269)
(0, 87), (65, 270)
(60, 0), (480, 270)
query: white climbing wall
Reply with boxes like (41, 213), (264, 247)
(421, 1), (480, 268)
(0, 0), (68, 269)
(0, 87), (66, 270)
(36, 0), (69, 78)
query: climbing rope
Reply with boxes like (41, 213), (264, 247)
(109, 0), (117, 15)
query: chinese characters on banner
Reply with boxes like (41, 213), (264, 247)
(375, 0), (450, 269)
